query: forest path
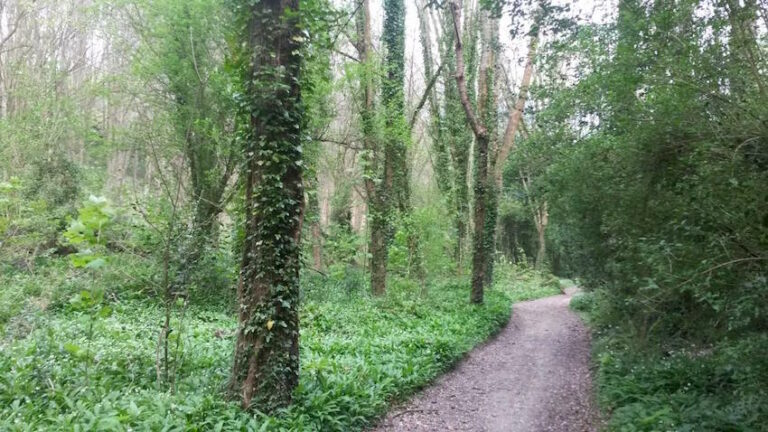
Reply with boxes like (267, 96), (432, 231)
(372, 291), (597, 432)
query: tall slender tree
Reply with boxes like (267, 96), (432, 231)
(422, 1), (475, 274)
(354, 0), (391, 295)
(449, 0), (492, 303)
(494, 34), (537, 190)
(229, 0), (303, 411)
(384, 0), (426, 284)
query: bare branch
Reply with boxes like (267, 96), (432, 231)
(409, 61), (444, 129)
(448, 0), (486, 139)
(494, 34), (538, 189)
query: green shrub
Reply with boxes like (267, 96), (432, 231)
(570, 292), (595, 313)
(595, 333), (768, 432)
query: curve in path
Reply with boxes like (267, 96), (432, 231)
(373, 293), (597, 432)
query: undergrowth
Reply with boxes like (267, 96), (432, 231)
(572, 292), (768, 432)
(0, 261), (531, 431)
(492, 262), (562, 302)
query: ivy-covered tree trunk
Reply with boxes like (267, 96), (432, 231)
(381, 0), (425, 285)
(470, 133), (490, 303)
(229, 0), (303, 411)
(438, 9), (474, 275)
(449, 0), (490, 303)
(534, 202), (548, 269)
(354, 0), (390, 296)
(478, 10), (499, 287)
(307, 177), (324, 272)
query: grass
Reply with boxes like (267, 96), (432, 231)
(492, 263), (563, 302)
(0, 257), (562, 431)
(572, 292), (768, 432)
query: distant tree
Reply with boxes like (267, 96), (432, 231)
(128, 0), (239, 261)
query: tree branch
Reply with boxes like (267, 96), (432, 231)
(494, 34), (538, 189)
(409, 61), (444, 129)
(448, 0), (486, 139)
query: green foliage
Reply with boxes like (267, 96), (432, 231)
(61, 196), (118, 273)
(491, 261), (561, 303)
(0, 177), (24, 239)
(0, 273), (512, 431)
(63, 196), (114, 247)
(25, 157), (81, 210)
(593, 332), (768, 432)
(522, 3), (768, 428)
(0, 176), (76, 269)
(323, 224), (365, 268)
(569, 292), (595, 314)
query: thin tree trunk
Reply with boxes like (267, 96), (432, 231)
(494, 34), (537, 190)
(479, 10), (499, 287)
(356, 0), (389, 296)
(311, 220), (324, 271)
(470, 134), (489, 303)
(370, 217), (388, 295)
(449, 0), (489, 304)
(534, 202), (548, 270)
(520, 168), (548, 270)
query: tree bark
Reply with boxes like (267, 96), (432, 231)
(355, 0), (390, 296)
(478, 10), (499, 287)
(449, 2), (487, 140)
(534, 201), (548, 270)
(520, 167), (548, 270)
(229, 0), (303, 411)
(494, 34), (537, 190)
(449, 0), (488, 304)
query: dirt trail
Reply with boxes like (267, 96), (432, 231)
(373, 293), (597, 432)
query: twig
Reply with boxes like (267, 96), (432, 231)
(674, 257), (767, 289)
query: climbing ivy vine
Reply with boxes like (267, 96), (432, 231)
(228, 0), (304, 411)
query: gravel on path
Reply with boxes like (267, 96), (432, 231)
(372, 293), (597, 432)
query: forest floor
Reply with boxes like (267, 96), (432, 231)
(373, 290), (598, 432)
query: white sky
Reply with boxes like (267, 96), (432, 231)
(368, 1), (618, 100)
(379, 0), (618, 113)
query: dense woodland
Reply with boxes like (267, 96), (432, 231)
(0, 0), (766, 430)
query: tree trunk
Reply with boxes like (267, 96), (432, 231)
(307, 181), (324, 272)
(534, 202), (548, 270)
(311, 220), (324, 271)
(449, 0), (491, 303)
(494, 34), (537, 190)
(356, 0), (390, 296)
(470, 134), (489, 303)
(383, 0), (425, 288)
(229, 0), (303, 411)
(479, 10), (499, 287)
(370, 216), (388, 295)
